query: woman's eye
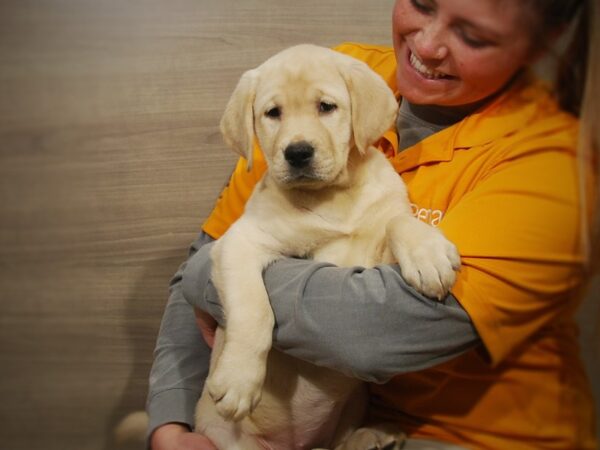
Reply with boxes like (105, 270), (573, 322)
(319, 102), (337, 114)
(265, 107), (281, 119)
(458, 30), (492, 49)
(410, 0), (434, 14)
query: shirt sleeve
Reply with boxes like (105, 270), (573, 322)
(182, 241), (480, 384)
(146, 232), (214, 441)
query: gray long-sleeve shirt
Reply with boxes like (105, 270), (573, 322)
(147, 231), (480, 435)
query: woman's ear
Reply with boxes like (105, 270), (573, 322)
(338, 57), (398, 154)
(219, 69), (259, 170)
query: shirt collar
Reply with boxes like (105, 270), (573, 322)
(382, 72), (555, 173)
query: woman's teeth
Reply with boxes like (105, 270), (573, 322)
(409, 52), (449, 80)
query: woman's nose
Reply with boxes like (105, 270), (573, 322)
(414, 21), (449, 60)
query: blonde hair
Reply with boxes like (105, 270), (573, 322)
(528, 0), (599, 268)
(578, 0), (600, 270)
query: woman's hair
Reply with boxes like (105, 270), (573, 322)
(525, 0), (587, 115)
(578, 0), (600, 270)
(521, 0), (599, 361)
(528, 0), (599, 269)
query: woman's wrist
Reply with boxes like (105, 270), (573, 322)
(150, 423), (190, 450)
(150, 422), (217, 450)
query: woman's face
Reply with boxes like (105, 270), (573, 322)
(392, 0), (536, 106)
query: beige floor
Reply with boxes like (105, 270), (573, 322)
(0, 1), (597, 449)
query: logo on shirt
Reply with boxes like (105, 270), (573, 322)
(411, 203), (444, 226)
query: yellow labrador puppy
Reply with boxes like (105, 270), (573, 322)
(197, 45), (459, 450)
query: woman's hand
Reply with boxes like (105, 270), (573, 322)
(194, 308), (217, 348)
(151, 423), (217, 450)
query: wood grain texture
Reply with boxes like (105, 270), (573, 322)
(0, 1), (597, 449)
(0, 1), (394, 449)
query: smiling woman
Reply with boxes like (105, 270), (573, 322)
(392, 0), (539, 105)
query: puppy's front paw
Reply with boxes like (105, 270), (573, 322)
(388, 217), (460, 300)
(207, 352), (265, 422)
(401, 229), (460, 300)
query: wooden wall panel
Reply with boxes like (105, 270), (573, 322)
(0, 1), (394, 449)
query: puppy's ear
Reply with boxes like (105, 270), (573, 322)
(220, 69), (259, 170)
(340, 59), (398, 154)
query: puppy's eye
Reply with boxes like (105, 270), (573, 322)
(319, 102), (337, 114)
(265, 107), (281, 119)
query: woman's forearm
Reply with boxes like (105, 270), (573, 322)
(183, 239), (481, 383)
(146, 232), (214, 440)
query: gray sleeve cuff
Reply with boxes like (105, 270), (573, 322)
(146, 388), (199, 441)
(145, 284), (210, 441)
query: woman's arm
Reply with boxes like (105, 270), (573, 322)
(182, 240), (480, 384)
(146, 232), (214, 443)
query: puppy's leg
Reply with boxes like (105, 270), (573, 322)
(328, 423), (406, 450)
(207, 221), (279, 421)
(386, 215), (460, 300)
(197, 331), (264, 450)
(326, 383), (368, 449)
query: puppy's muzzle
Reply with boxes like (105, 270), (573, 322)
(284, 142), (314, 169)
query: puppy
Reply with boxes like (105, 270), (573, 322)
(196, 44), (460, 450)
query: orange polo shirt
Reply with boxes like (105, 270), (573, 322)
(202, 43), (597, 449)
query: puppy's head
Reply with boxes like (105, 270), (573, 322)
(220, 44), (398, 189)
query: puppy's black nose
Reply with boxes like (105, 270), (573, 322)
(284, 142), (314, 169)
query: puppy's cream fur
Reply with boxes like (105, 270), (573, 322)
(198, 45), (460, 450)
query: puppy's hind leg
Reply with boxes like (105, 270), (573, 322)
(324, 383), (368, 449)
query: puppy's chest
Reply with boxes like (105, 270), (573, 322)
(248, 166), (402, 263)
(289, 189), (395, 266)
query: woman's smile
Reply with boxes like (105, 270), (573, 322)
(408, 50), (453, 80)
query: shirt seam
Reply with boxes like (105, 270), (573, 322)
(148, 386), (202, 404)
